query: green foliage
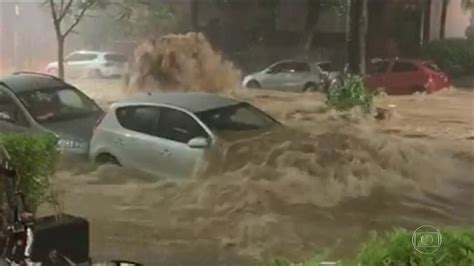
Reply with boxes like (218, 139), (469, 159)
(350, 228), (474, 266)
(326, 75), (373, 113)
(264, 227), (474, 266)
(0, 133), (59, 212)
(421, 38), (474, 77)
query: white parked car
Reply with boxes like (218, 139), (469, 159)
(45, 50), (129, 79)
(242, 60), (325, 92)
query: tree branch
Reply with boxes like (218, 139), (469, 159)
(59, 0), (65, 16)
(58, 0), (74, 22)
(63, 1), (94, 37)
(49, 0), (58, 22)
(49, 0), (62, 39)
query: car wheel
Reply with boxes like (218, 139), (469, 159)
(303, 83), (318, 92)
(96, 154), (120, 166)
(246, 80), (261, 89)
(88, 69), (103, 79)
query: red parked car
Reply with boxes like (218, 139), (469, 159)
(364, 58), (450, 95)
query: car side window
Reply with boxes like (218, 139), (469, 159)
(280, 62), (297, 73)
(116, 106), (159, 135)
(293, 62), (311, 73)
(0, 88), (28, 127)
(392, 62), (418, 73)
(268, 63), (285, 73)
(67, 53), (97, 62)
(155, 108), (208, 144)
(368, 61), (389, 74)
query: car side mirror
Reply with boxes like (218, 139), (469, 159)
(0, 112), (14, 124)
(187, 137), (209, 149)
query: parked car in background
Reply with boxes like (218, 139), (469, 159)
(0, 72), (104, 156)
(45, 50), (129, 79)
(364, 58), (449, 95)
(90, 92), (282, 178)
(242, 60), (325, 92)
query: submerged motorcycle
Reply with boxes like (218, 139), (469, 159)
(0, 146), (141, 266)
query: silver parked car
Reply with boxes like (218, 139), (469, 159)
(242, 60), (325, 92)
(0, 72), (104, 156)
(89, 92), (281, 178)
(45, 50), (129, 79)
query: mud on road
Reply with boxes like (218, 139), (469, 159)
(41, 80), (474, 265)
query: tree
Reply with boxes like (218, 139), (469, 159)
(303, 0), (347, 51)
(112, 0), (176, 39)
(346, 0), (368, 75)
(191, 0), (199, 31)
(440, 0), (449, 39)
(46, 0), (104, 79)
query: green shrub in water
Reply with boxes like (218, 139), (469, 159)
(326, 75), (373, 113)
(0, 133), (59, 212)
(265, 227), (474, 266)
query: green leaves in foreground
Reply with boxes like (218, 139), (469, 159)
(326, 75), (374, 113)
(0, 133), (59, 212)
(264, 227), (474, 266)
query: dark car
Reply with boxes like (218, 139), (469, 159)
(364, 58), (450, 95)
(0, 72), (104, 155)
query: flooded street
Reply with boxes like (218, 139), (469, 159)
(38, 80), (474, 265)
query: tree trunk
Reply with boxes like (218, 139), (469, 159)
(347, 0), (361, 74)
(440, 0), (449, 39)
(57, 36), (65, 80)
(359, 0), (368, 75)
(191, 0), (199, 32)
(422, 0), (432, 44)
(303, 0), (322, 52)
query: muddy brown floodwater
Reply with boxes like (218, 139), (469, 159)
(40, 80), (473, 266)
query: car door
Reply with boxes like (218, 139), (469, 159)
(259, 62), (290, 90)
(388, 61), (421, 94)
(0, 86), (30, 133)
(280, 62), (312, 91)
(65, 53), (97, 78)
(365, 60), (391, 92)
(153, 107), (210, 178)
(114, 105), (165, 176)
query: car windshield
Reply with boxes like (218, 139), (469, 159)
(195, 102), (278, 135)
(17, 86), (100, 123)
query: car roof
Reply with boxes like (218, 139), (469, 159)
(115, 92), (241, 113)
(0, 73), (66, 93)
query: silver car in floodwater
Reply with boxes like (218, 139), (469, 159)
(89, 92), (281, 178)
(242, 60), (325, 92)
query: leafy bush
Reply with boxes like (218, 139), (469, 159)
(326, 75), (373, 113)
(421, 38), (474, 77)
(0, 133), (59, 212)
(264, 227), (474, 266)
